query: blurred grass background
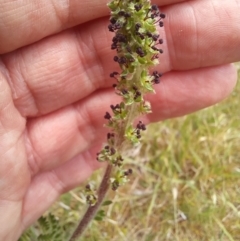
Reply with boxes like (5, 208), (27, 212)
(21, 64), (240, 241)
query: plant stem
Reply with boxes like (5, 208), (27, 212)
(69, 164), (113, 241)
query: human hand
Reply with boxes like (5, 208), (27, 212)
(0, 0), (239, 240)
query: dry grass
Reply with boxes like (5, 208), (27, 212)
(22, 65), (240, 241)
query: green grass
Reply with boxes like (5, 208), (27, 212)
(21, 65), (240, 241)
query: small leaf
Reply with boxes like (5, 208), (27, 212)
(94, 216), (103, 221)
(97, 210), (106, 217)
(138, 57), (147, 64)
(102, 200), (113, 206)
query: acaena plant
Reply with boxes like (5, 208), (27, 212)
(69, 0), (165, 240)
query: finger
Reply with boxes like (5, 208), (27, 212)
(1, 24), (115, 117)
(0, 72), (28, 240)
(25, 89), (118, 175)
(0, 74), (28, 200)
(22, 146), (104, 228)
(0, 0), (185, 54)
(26, 64), (237, 175)
(2, 0), (240, 118)
(147, 64), (238, 121)
(0, 0), (107, 53)
(164, 0), (240, 70)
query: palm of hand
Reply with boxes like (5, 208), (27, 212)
(0, 0), (239, 240)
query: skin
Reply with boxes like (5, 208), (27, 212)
(0, 0), (239, 240)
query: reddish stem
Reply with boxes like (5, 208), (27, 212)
(69, 164), (113, 241)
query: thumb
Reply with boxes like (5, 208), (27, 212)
(0, 71), (28, 240)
